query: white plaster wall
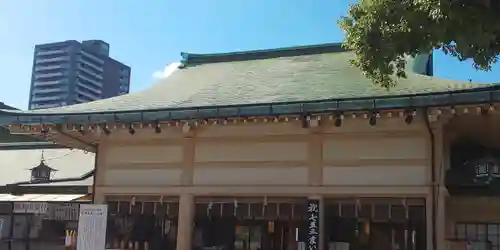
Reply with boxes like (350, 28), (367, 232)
(195, 142), (308, 162)
(447, 197), (500, 222)
(322, 136), (428, 186)
(323, 137), (427, 161)
(105, 145), (183, 165)
(193, 167), (308, 185)
(104, 169), (182, 186)
(197, 123), (307, 137)
(322, 166), (427, 186)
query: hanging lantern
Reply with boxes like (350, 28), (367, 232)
(234, 200), (238, 216)
(268, 221), (275, 233)
(363, 220), (370, 235)
(30, 161), (57, 182)
(30, 151), (57, 182)
(207, 201), (213, 217)
(472, 155), (500, 184)
(355, 199), (360, 236)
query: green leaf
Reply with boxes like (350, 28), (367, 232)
(338, 0), (500, 88)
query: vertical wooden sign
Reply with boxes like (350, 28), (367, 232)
(307, 199), (320, 250)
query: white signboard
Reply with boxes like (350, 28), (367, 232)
(13, 202), (48, 214)
(77, 204), (108, 250)
(51, 203), (80, 221)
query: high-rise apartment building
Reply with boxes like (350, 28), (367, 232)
(28, 40), (131, 110)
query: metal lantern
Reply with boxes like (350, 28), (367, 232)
(472, 155), (500, 184)
(30, 160), (57, 182)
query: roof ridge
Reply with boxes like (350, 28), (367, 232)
(180, 42), (346, 67)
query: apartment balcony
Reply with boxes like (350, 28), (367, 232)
(76, 74), (102, 88)
(81, 50), (104, 64)
(32, 88), (68, 95)
(35, 64), (68, 72)
(33, 80), (67, 87)
(35, 56), (70, 64)
(76, 81), (102, 96)
(31, 95), (65, 102)
(34, 72), (65, 79)
(79, 57), (104, 73)
(76, 88), (100, 100)
(78, 66), (104, 80)
(35, 49), (67, 56)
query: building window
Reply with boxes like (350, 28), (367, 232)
(455, 223), (498, 250)
(120, 68), (130, 78)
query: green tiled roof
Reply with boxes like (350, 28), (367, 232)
(0, 43), (498, 124)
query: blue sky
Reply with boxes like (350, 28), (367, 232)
(0, 0), (499, 109)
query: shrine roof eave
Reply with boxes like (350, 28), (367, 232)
(1, 84), (500, 126)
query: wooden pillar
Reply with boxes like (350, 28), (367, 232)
(427, 188), (447, 250)
(308, 132), (323, 186)
(308, 122), (324, 250)
(426, 121), (448, 250)
(93, 142), (109, 204)
(426, 193), (434, 250)
(436, 188), (447, 250)
(176, 193), (194, 250)
(181, 137), (195, 186)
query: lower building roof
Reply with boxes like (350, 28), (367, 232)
(0, 194), (88, 202)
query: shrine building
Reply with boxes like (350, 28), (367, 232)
(1, 43), (499, 250)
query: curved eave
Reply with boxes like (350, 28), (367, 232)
(0, 141), (63, 150)
(1, 84), (499, 126)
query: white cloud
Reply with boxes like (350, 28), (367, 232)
(152, 62), (182, 79)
